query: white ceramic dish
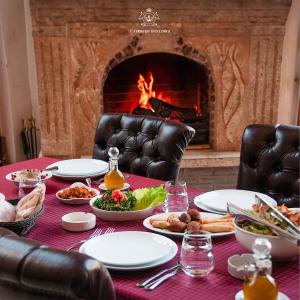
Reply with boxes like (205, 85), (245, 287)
(227, 253), (254, 280)
(89, 196), (155, 221)
(143, 212), (235, 238)
(0, 193), (5, 201)
(56, 182), (100, 205)
(235, 290), (289, 300)
(62, 212), (96, 232)
(99, 182), (130, 191)
(234, 219), (300, 259)
(193, 197), (227, 215)
(6, 169), (52, 186)
(194, 190), (277, 213)
(46, 159), (108, 179)
(79, 231), (178, 270)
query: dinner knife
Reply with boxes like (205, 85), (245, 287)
(144, 265), (181, 290)
(136, 262), (180, 287)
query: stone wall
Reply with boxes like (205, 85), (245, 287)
(29, 0), (291, 158)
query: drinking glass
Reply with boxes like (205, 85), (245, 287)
(18, 170), (42, 197)
(180, 230), (214, 277)
(163, 180), (188, 212)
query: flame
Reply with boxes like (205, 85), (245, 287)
(137, 72), (155, 110)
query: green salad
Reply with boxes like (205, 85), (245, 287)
(237, 219), (275, 236)
(93, 185), (167, 212)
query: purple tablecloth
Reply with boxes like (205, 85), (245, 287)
(0, 158), (299, 300)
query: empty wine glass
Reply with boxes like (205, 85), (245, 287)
(180, 230), (214, 278)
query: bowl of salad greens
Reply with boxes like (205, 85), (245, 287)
(234, 219), (300, 259)
(89, 185), (167, 221)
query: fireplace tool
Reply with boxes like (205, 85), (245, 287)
(20, 117), (38, 159)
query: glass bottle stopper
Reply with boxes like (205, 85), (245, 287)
(108, 147), (119, 159)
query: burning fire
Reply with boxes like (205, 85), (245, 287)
(135, 71), (201, 117)
(137, 72), (155, 110)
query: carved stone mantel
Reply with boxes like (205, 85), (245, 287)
(29, 0), (291, 158)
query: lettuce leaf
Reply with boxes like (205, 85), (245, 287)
(132, 185), (167, 210)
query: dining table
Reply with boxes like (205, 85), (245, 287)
(0, 157), (299, 300)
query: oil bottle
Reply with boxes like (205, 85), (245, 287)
(104, 147), (125, 190)
(243, 238), (278, 300)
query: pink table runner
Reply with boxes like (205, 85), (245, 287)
(0, 158), (299, 300)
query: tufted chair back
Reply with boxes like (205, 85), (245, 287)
(237, 124), (300, 207)
(0, 227), (115, 300)
(93, 113), (195, 181)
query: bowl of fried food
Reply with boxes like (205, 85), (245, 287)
(56, 182), (100, 205)
(234, 204), (300, 259)
(143, 208), (234, 237)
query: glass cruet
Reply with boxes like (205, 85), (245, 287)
(104, 147), (125, 190)
(243, 238), (278, 300)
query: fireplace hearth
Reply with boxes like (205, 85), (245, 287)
(29, 0), (292, 158)
(103, 52), (211, 144)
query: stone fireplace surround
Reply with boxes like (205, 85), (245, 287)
(30, 0), (292, 169)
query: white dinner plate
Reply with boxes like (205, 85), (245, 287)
(193, 199), (227, 215)
(46, 159), (109, 177)
(79, 231), (178, 270)
(99, 182), (130, 191)
(235, 290), (289, 300)
(194, 190), (277, 213)
(56, 182), (100, 205)
(143, 212), (234, 238)
(0, 193), (5, 201)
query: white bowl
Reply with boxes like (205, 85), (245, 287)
(227, 253), (254, 280)
(6, 169), (52, 186)
(56, 182), (100, 205)
(62, 212), (96, 232)
(234, 220), (300, 259)
(89, 196), (155, 221)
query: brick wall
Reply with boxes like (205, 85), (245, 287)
(179, 166), (239, 192)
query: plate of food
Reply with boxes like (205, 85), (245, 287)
(90, 185), (167, 221)
(56, 182), (100, 204)
(6, 169), (52, 186)
(143, 208), (235, 238)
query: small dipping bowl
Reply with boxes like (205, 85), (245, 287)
(62, 212), (96, 232)
(227, 253), (254, 280)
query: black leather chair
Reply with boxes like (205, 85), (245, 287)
(0, 228), (115, 300)
(93, 113), (195, 181)
(237, 124), (300, 207)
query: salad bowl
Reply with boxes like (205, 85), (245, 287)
(234, 219), (300, 259)
(89, 196), (156, 221)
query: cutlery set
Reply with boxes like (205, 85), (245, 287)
(137, 262), (181, 290)
(66, 227), (114, 251)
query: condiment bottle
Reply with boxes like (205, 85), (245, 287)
(243, 238), (278, 300)
(104, 147), (125, 190)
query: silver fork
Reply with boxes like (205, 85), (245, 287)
(104, 227), (115, 234)
(66, 227), (102, 251)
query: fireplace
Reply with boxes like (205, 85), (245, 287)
(29, 0), (292, 158)
(103, 53), (211, 144)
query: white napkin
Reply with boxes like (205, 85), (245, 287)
(0, 198), (16, 222)
(16, 183), (46, 220)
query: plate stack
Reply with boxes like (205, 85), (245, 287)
(193, 189), (277, 215)
(46, 159), (109, 180)
(79, 231), (178, 270)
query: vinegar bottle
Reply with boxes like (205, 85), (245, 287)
(104, 147), (125, 190)
(243, 238), (278, 300)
